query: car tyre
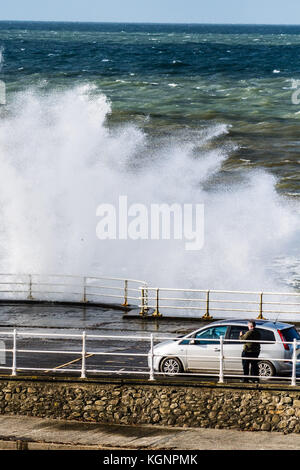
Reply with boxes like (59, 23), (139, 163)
(258, 360), (275, 378)
(160, 357), (183, 375)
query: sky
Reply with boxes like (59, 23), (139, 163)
(0, 0), (299, 25)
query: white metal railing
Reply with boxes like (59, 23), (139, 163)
(0, 273), (299, 321)
(0, 273), (147, 308)
(140, 287), (300, 321)
(0, 330), (299, 386)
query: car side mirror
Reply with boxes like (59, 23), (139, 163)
(189, 339), (195, 345)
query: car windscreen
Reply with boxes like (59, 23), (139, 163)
(281, 327), (300, 342)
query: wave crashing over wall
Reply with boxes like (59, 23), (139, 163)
(0, 84), (298, 292)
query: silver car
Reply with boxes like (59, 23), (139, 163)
(149, 320), (300, 378)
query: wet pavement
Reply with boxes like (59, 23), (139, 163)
(0, 414), (299, 450)
(0, 301), (203, 334)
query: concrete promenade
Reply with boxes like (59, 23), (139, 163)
(0, 415), (299, 450)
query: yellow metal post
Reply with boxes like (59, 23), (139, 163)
(153, 288), (162, 317)
(122, 279), (128, 307)
(256, 292), (266, 320)
(82, 276), (87, 303)
(201, 290), (213, 321)
(140, 287), (146, 316)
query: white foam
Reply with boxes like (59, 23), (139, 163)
(0, 85), (298, 293)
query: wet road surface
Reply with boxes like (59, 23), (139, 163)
(0, 301), (202, 378)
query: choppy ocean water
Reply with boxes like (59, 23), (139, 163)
(0, 22), (299, 293)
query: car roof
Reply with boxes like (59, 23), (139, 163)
(212, 319), (294, 330)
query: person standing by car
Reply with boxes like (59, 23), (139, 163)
(239, 320), (261, 383)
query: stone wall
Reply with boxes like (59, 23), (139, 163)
(0, 377), (299, 433)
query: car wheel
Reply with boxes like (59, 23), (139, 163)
(160, 357), (183, 375)
(258, 360), (275, 377)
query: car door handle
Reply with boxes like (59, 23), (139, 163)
(214, 348), (220, 352)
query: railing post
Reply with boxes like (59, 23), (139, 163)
(149, 334), (155, 381)
(139, 287), (146, 316)
(291, 338), (297, 386)
(81, 331), (86, 379)
(11, 329), (17, 376)
(122, 279), (128, 307)
(153, 288), (162, 317)
(218, 335), (224, 383)
(257, 292), (265, 320)
(144, 285), (149, 312)
(201, 290), (213, 321)
(27, 275), (33, 300)
(82, 276), (87, 303)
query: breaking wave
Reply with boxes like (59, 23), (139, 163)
(0, 84), (298, 292)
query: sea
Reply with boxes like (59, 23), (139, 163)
(0, 21), (299, 293)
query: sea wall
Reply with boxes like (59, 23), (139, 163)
(0, 377), (299, 433)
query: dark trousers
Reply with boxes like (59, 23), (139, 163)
(242, 350), (260, 381)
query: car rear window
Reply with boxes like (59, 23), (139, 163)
(281, 327), (300, 342)
(257, 328), (275, 342)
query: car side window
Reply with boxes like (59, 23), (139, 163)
(228, 326), (248, 342)
(194, 326), (227, 345)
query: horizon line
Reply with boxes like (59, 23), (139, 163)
(0, 20), (300, 26)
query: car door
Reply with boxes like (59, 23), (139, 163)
(186, 325), (228, 371)
(224, 325), (248, 372)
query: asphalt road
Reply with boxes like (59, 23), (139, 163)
(0, 301), (201, 379)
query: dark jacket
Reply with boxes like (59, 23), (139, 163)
(240, 328), (261, 354)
